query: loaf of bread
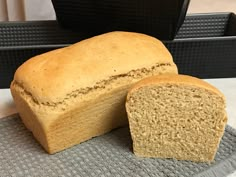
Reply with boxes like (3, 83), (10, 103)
(126, 74), (227, 162)
(11, 31), (178, 154)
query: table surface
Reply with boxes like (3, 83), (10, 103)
(1, 78), (235, 177)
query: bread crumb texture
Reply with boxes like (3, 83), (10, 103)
(126, 74), (227, 162)
(11, 31), (178, 153)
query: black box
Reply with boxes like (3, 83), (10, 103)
(51, 0), (190, 40)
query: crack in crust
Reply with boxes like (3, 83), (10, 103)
(12, 62), (174, 110)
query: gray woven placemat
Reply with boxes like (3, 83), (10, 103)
(0, 114), (236, 177)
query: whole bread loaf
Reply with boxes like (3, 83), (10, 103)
(11, 31), (178, 153)
(126, 74), (227, 162)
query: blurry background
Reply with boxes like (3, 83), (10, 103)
(0, 0), (236, 21)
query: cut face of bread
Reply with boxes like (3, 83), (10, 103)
(10, 31), (178, 154)
(126, 74), (227, 162)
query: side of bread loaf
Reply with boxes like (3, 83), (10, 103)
(11, 31), (178, 153)
(126, 74), (227, 162)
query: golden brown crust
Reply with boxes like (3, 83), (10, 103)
(12, 31), (176, 104)
(127, 74), (225, 101)
(10, 31), (178, 153)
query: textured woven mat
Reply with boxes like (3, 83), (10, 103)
(0, 114), (236, 177)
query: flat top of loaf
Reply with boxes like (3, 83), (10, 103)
(12, 31), (175, 103)
(128, 74), (225, 99)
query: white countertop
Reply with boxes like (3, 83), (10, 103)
(0, 78), (236, 177)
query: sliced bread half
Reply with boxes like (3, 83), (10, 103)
(126, 74), (227, 162)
